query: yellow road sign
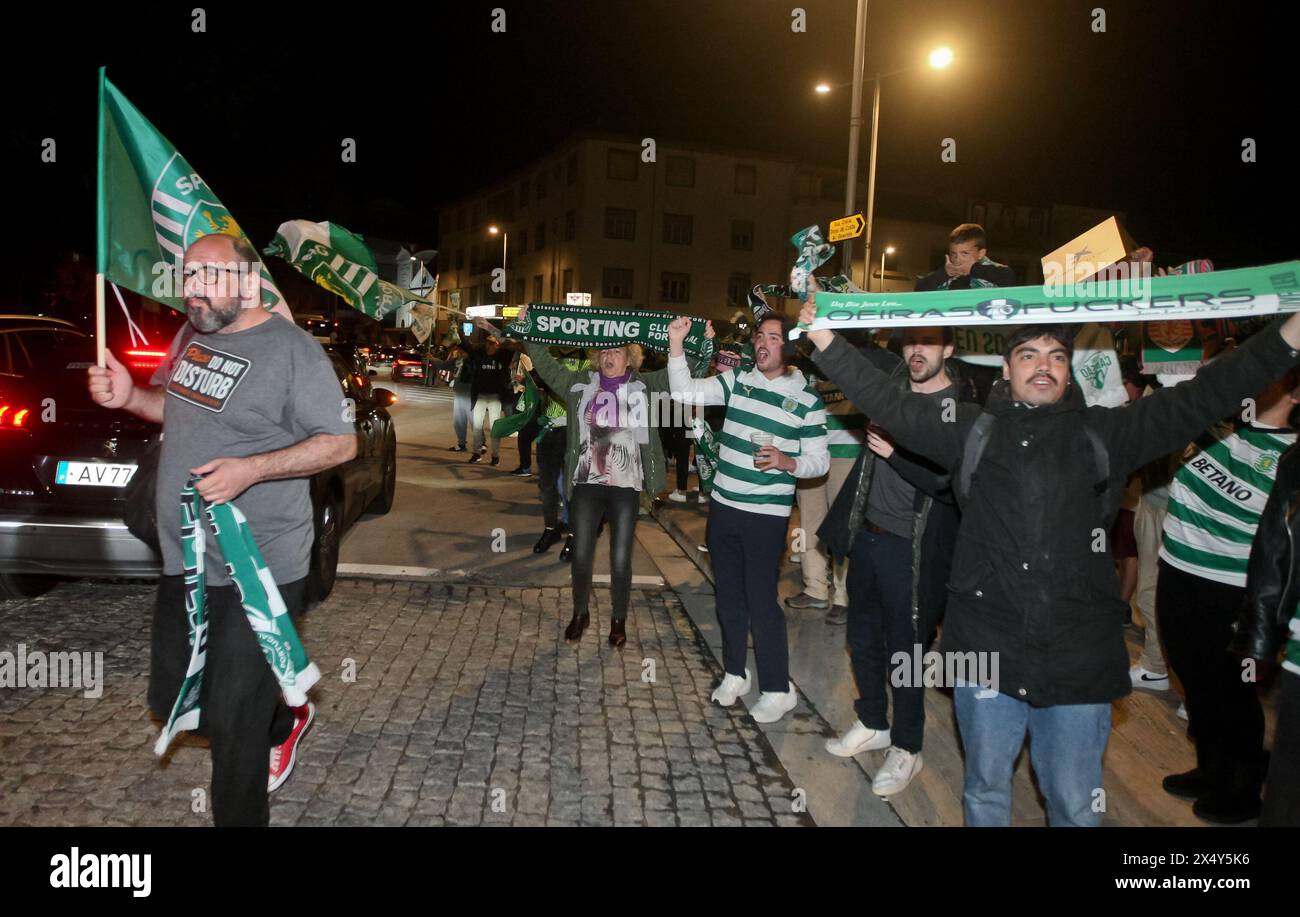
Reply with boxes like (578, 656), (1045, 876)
(829, 212), (865, 243)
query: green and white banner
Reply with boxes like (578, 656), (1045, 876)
(798, 261), (1300, 332)
(264, 220), (430, 322)
(97, 71), (291, 318)
(504, 303), (715, 361)
(155, 475), (320, 756)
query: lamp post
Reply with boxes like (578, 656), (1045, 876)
(488, 225), (507, 306)
(879, 245), (895, 292)
(816, 44), (953, 288)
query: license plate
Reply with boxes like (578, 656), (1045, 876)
(55, 461), (138, 488)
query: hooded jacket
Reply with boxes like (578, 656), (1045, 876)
(812, 321), (1300, 706)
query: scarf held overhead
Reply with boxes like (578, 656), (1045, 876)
(504, 303), (714, 361)
(797, 260), (1300, 333)
(154, 475), (321, 756)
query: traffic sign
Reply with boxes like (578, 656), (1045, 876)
(829, 212), (865, 243)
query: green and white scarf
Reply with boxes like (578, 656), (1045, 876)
(504, 303), (714, 361)
(154, 475), (321, 756)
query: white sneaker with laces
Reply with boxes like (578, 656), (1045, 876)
(668, 490), (687, 503)
(711, 669), (752, 706)
(825, 720), (892, 757)
(1176, 702), (1188, 721)
(750, 682), (798, 724)
(872, 747), (923, 796)
(1130, 664), (1171, 692)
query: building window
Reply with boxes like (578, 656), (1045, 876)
(1000, 205), (1016, 231)
(970, 202), (988, 226)
(661, 272), (690, 303)
(607, 147), (638, 181)
(470, 244), (480, 274)
(437, 251), (449, 273)
(515, 277), (526, 303)
(535, 221), (546, 251)
(454, 249), (464, 270)
(562, 268), (573, 294)
(565, 209), (576, 241)
(518, 229), (528, 254)
(794, 169), (816, 199)
(456, 209), (466, 231)
(727, 273), (752, 308)
(731, 219), (754, 251)
(663, 213), (693, 246)
(734, 164), (757, 195)
(471, 204), (482, 228)
(566, 151), (579, 185)
(665, 155), (695, 188)
(1029, 208), (1045, 235)
(604, 207), (636, 241)
(533, 274), (543, 300)
(603, 268), (633, 299)
(519, 179), (529, 209)
(536, 171), (547, 201)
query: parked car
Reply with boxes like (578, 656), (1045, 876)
(0, 316), (398, 603)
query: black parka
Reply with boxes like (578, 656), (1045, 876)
(812, 323), (1300, 706)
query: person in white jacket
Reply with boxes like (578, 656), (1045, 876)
(666, 314), (829, 723)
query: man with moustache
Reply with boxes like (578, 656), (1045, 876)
(87, 233), (356, 825)
(800, 299), (1300, 826)
(817, 327), (972, 797)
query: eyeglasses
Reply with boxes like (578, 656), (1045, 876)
(182, 265), (245, 285)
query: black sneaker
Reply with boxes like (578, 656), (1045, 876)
(558, 535), (574, 562)
(490, 456), (500, 466)
(534, 527), (562, 553)
(510, 466), (532, 477)
(468, 453), (482, 464)
(449, 444), (467, 452)
(1162, 768), (1211, 801)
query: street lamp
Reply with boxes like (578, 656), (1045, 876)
(488, 225), (507, 303)
(879, 245), (895, 292)
(817, 42), (953, 288)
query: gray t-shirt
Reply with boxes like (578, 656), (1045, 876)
(865, 455), (916, 539)
(151, 317), (355, 585)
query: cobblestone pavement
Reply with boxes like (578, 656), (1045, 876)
(0, 579), (814, 827)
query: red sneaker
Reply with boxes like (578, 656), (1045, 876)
(268, 702), (315, 793)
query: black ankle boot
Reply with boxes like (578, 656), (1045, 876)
(564, 613), (589, 641)
(608, 619), (626, 648)
(1162, 768), (1212, 801)
(534, 527), (562, 554)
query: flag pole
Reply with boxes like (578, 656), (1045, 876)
(94, 67), (108, 368)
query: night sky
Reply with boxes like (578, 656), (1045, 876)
(4, 0), (1292, 309)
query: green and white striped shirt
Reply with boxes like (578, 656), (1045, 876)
(1160, 425), (1296, 587)
(669, 355), (829, 517)
(818, 379), (867, 459)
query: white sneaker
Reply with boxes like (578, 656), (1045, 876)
(711, 669), (752, 706)
(1176, 702), (1188, 721)
(789, 552), (802, 565)
(698, 492), (709, 505)
(872, 747), (923, 796)
(825, 720), (892, 757)
(1130, 664), (1171, 692)
(668, 490), (687, 503)
(750, 682), (799, 724)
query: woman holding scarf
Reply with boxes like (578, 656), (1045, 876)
(512, 306), (708, 647)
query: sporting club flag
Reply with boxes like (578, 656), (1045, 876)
(96, 70), (290, 318)
(264, 220), (430, 322)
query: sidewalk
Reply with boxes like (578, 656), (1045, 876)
(651, 493), (1212, 827)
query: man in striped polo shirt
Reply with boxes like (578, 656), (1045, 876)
(667, 313), (829, 723)
(1157, 366), (1300, 823)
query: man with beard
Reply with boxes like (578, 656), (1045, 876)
(800, 297), (1300, 826)
(818, 327), (971, 797)
(87, 233), (356, 825)
(667, 313), (829, 724)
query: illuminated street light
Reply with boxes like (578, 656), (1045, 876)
(929, 46), (954, 69)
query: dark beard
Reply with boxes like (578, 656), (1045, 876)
(187, 298), (241, 333)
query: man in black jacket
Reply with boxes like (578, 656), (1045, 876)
(801, 299), (1300, 826)
(1232, 441), (1300, 825)
(914, 223), (1017, 292)
(818, 327), (974, 798)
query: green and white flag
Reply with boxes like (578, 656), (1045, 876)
(797, 261), (1300, 333)
(155, 475), (320, 756)
(97, 70), (291, 318)
(504, 303), (715, 361)
(264, 220), (430, 322)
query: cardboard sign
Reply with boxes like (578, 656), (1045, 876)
(1041, 216), (1138, 286)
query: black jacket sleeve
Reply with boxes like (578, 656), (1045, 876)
(887, 449), (956, 504)
(1232, 443), (1300, 661)
(1096, 320), (1300, 476)
(970, 261), (1018, 287)
(812, 334), (965, 469)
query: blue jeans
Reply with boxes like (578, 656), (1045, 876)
(953, 685), (1111, 827)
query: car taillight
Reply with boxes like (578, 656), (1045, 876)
(125, 349), (168, 370)
(0, 404), (32, 429)
(395, 358), (419, 366)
